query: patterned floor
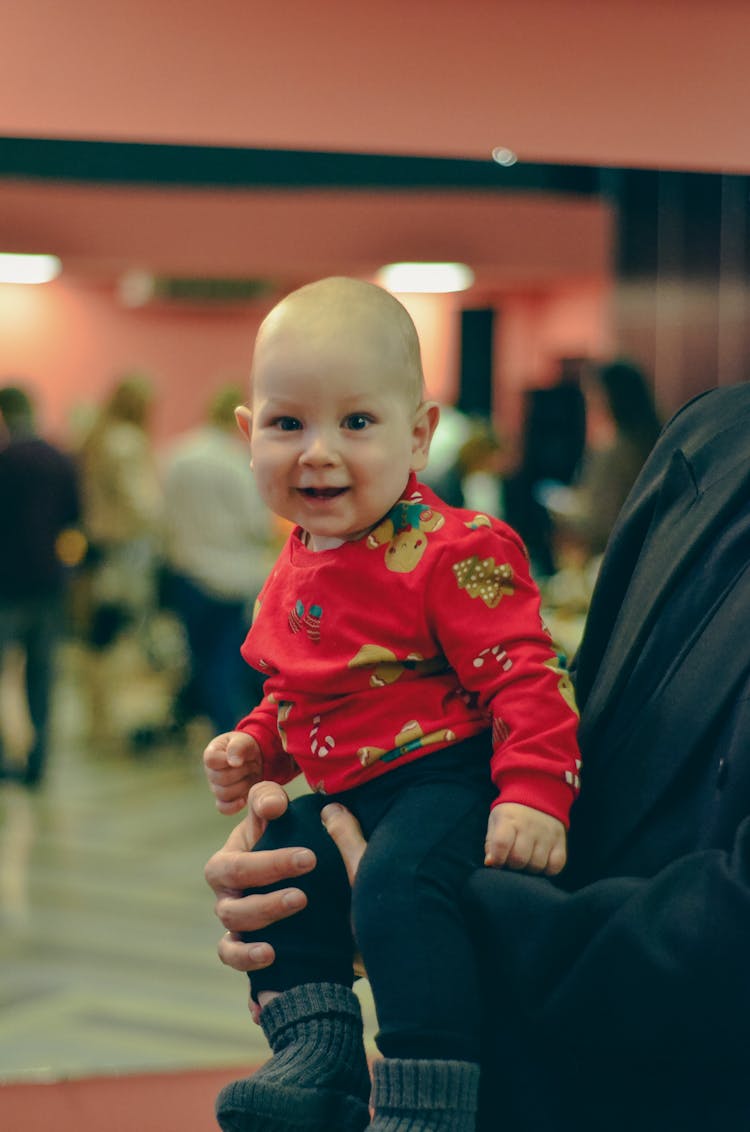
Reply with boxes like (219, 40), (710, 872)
(0, 637), (378, 1086)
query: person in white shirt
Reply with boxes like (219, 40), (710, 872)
(163, 385), (276, 733)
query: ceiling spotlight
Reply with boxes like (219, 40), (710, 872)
(0, 253), (62, 284)
(118, 269), (156, 308)
(377, 262), (475, 294)
(491, 147), (518, 167)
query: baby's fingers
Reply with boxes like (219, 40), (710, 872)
(484, 817), (521, 868)
(206, 764), (254, 791)
(486, 803), (568, 875)
(520, 838), (556, 875)
(207, 768), (258, 814)
(213, 789), (251, 816)
(543, 840), (567, 877)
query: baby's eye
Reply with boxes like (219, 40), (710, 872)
(273, 416), (302, 431)
(342, 413), (373, 431)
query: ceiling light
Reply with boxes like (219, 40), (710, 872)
(118, 269), (156, 308)
(377, 262), (475, 294)
(0, 253), (62, 284)
(491, 147), (518, 167)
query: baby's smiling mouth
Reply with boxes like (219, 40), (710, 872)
(299, 486), (348, 499)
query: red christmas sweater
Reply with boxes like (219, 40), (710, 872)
(236, 476), (581, 826)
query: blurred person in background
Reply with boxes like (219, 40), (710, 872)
(162, 384), (276, 734)
(78, 373), (163, 740)
(427, 419), (510, 516)
(455, 423), (509, 518)
(503, 369), (587, 580)
(418, 401), (472, 502)
(0, 384), (81, 788)
(544, 360), (662, 564)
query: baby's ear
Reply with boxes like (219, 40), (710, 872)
(235, 405), (253, 443)
(410, 400), (440, 472)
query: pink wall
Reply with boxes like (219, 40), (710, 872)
(0, 182), (613, 289)
(2, 1), (750, 173)
(0, 275), (612, 454)
(0, 182), (614, 442)
(0, 2), (738, 433)
(0, 279), (260, 449)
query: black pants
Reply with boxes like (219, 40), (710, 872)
(246, 737), (494, 1062)
(166, 572), (263, 734)
(0, 594), (62, 785)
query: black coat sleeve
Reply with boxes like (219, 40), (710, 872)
(466, 810), (750, 1067)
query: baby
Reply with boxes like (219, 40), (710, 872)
(204, 276), (581, 1132)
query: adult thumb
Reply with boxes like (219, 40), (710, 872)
(321, 803), (367, 886)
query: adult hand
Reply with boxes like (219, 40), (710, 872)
(320, 803), (368, 883)
(321, 803), (369, 978)
(205, 791), (371, 1013)
(204, 781), (316, 988)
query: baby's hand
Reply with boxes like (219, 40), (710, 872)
(484, 802), (567, 876)
(203, 731), (264, 815)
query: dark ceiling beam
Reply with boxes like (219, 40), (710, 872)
(0, 136), (602, 195)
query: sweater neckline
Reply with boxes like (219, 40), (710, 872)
(289, 473), (420, 564)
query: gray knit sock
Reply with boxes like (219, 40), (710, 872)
(215, 983), (371, 1132)
(369, 1057), (480, 1132)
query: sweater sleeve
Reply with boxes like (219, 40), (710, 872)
(426, 522), (581, 826)
(235, 694), (300, 786)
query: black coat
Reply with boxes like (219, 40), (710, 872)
(467, 384), (750, 1131)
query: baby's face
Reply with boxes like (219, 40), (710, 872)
(248, 318), (430, 549)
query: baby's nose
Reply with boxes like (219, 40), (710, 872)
(301, 429), (339, 464)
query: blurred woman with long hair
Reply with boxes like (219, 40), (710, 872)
(546, 360), (662, 561)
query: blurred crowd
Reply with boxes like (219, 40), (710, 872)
(0, 374), (279, 788)
(0, 355), (662, 790)
(424, 356), (662, 651)
(426, 358), (660, 560)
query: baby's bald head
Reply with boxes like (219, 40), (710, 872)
(251, 277), (425, 408)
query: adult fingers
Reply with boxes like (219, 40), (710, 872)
(321, 803), (367, 886)
(247, 780), (290, 832)
(217, 931), (275, 973)
(215, 886), (308, 936)
(205, 844), (315, 896)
